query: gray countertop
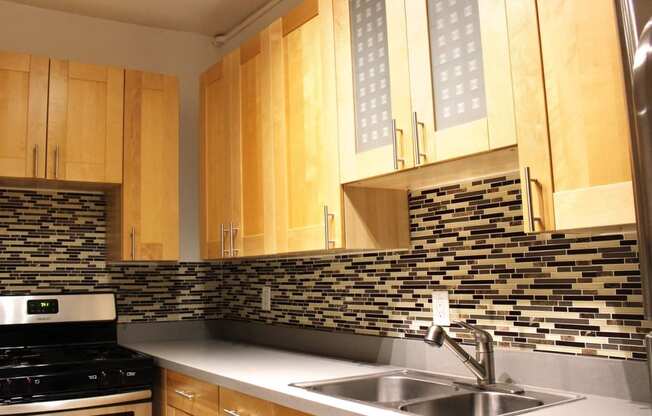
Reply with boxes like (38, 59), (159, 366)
(122, 339), (652, 416)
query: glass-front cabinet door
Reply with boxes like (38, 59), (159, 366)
(335, 0), (415, 183)
(405, 0), (517, 163)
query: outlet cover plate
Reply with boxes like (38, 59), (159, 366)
(262, 286), (271, 311)
(432, 291), (450, 326)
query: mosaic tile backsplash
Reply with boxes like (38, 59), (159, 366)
(0, 171), (649, 360)
(0, 189), (220, 323)
(220, 173), (650, 360)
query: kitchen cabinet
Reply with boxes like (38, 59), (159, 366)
(274, 0), (343, 252)
(335, 0), (517, 184)
(199, 0), (411, 259)
(510, 0), (635, 232)
(47, 59), (124, 183)
(164, 370), (311, 416)
(166, 370), (220, 416)
(107, 69), (179, 261)
(334, 0), (414, 183)
(199, 51), (242, 260)
(0, 52), (48, 179)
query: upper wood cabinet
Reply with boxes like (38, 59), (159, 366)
(0, 52), (48, 179)
(511, 0), (635, 232)
(107, 69), (179, 261)
(200, 51), (242, 260)
(335, 0), (517, 184)
(275, 0), (343, 252)
(47, 59), (124, 183)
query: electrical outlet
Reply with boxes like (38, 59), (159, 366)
(261, 286), (271, 311)
(432, 291), (450, 326)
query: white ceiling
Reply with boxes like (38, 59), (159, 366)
(3, 0), (272, 36)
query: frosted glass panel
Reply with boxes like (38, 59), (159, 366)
(428, 0), (487, 130)
(350, 0), (393, 153)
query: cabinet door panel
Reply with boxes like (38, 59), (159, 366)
(123, 70), (179, 261)
(47, 60), (123, 183)
(278, 0), (341, 252)
(336, 0), (414, 183)
(240, 36), (266, 256)
(200, 55), (241, 260)
(538, 0), (631, 191)
(406, 0), (516, 163)
(0, 51), (48, 178)
(167, 370), (220, 416)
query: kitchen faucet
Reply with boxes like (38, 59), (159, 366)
(425, 321), (499, 384)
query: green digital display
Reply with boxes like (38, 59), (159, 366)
(27, 299), (59, 314)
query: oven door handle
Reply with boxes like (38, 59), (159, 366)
(0, 390), (151, 415)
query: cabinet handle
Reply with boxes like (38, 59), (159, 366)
(391, 119), (405, 170)
(54, 145), (60, 179)
(221, 224), (229, 257)
(229, 223), (239, 257)
(32, 144), (38, 177)
(130, 227), (136, 260)
(223, 410), (240, 416)
(323, 205), (336, 250)
(522, 166), (541, 233)
(174, 389), (195, 400)
(412, 112), (427, 165)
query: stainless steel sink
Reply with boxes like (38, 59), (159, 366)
(293, 371), (461, 407)
(290, 370), (583, 416)
(400, 391), (543, 416)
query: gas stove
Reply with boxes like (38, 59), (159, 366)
(0, 294), (153, 415)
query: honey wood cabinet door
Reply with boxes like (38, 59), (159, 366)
(274, 0), (343, 253)
(404, 0), (517, 164)
(511, 0), (635, 232)
(47, 59), (123, 183)
(0, 51), (48, 179)
(334, 0), (415, 183)
(108, 69), (179, 261)
(199, 53), (241, 260)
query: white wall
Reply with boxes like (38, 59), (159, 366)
(0, 0), (220, 260)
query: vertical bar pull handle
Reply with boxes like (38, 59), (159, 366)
(412, 112), (427, 165)
(220, 223), (226, 258)
(391, 119), (405, 170)
(230, 223), (239, 257)
(221, 224), (230, 257)
(32, 144), (38, 178)
(54, 145), (60, 179)
(323, 205), (336, 250)
(130, 227), (136, 260)
(522, 167), (537, 233)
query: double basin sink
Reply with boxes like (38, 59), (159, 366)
(291, 370), (582, 416)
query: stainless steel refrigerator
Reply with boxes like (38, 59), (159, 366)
(616, 0), (652, 389)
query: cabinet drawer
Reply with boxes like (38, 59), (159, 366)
(166, 370), (219, 416)
(219, 387), (273, 416)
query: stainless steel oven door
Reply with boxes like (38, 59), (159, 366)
(0, 390), (151, 416)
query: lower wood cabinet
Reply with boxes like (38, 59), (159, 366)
(164, 370), (311, 416)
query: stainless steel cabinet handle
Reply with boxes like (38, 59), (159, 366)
(412, 112), (426, 165)
(32, 144), (38, 177)
(391, 119), (405, 170)
(174, 389), (195, 400)
(522, 167), (538, 233)
(223, 410), (240, 416)
(54, 145), (60, 179)
(323, 205), (336, 250)
(230, 223), (239, 256)
(130, 227), (136, 260)
(221, 223), (229, 257)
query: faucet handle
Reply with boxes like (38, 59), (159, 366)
(454, 321), (493, 349)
